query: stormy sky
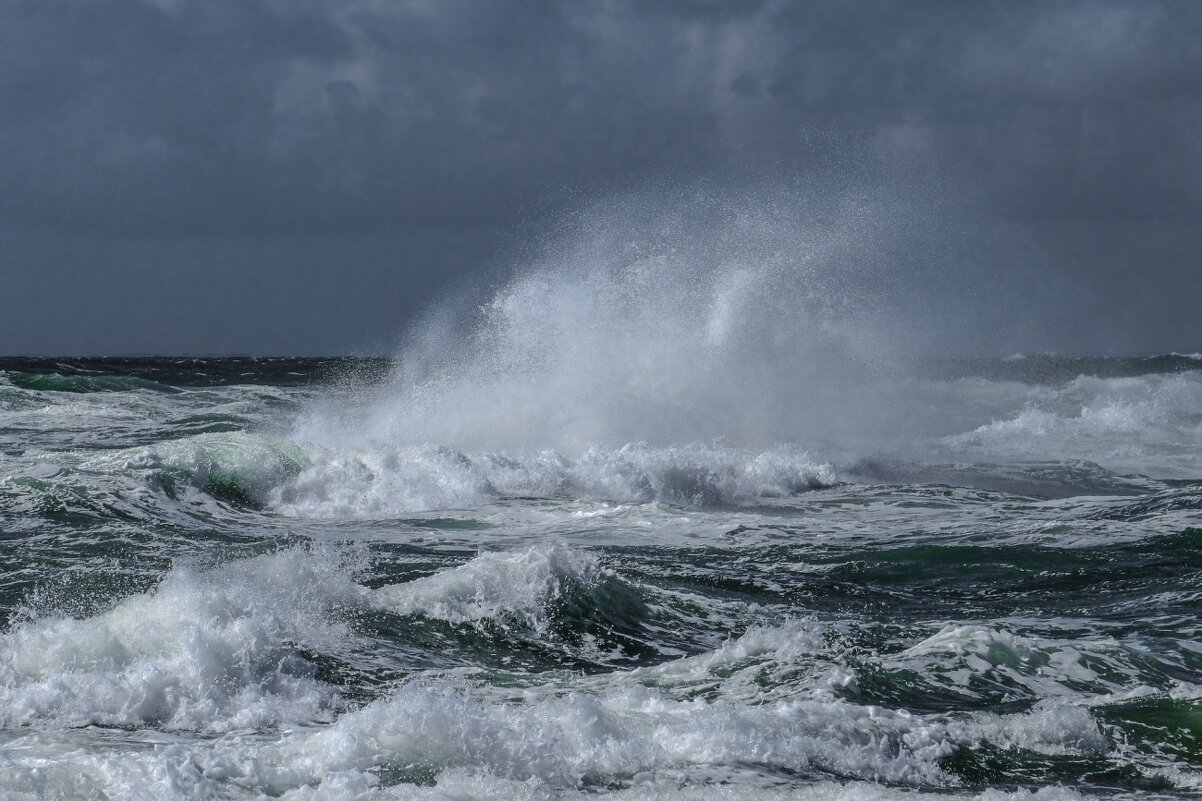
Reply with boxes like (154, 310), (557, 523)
(1, 0), (1199, 356)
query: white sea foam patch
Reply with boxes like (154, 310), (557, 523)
(629, 624), (1118, 759)
(0, 623), (1127, 799)
(493, 781), (1091, 801)
(884, 624), (1155, 703)
(949, 701), (1109, 757)
(0, 547), (365, 732)
(271, 442), (499, 517)
(209, 682), (957, 792)
(558, 444), (837, 506)
(273, 442), (836, 517)
(0, 732), (218, 801)
(621, 620), (854, 703)
(0, 738), (1094, 801)
(234, 647), (1122, 795)
(942, 372), (1202, 477)
(373, 544), (609, 631)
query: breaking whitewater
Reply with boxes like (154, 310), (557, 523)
(2, 197), (1201, 799)
(2, 350), (1199, 800)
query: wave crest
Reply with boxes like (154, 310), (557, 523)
(272, 443), (836, 517)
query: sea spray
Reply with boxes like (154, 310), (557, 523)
(294, 185), (1044, 457)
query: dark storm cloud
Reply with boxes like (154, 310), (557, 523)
(5, 0), (1195, 232)
(1, 0), (1199, 353)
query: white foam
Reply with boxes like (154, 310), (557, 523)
(942, 372), (1202, 478)
(0, 615), (959, 795)
(0, 614), (1169, 798)
(0, 740), (1098, 801)
(903, 625), (1048, 667)
(272, 442), (498, 516)
(273, 442), (836, 517)
(880, 623), (1169, 710)
(372, 544), (607, 632)
(228, 681), (956, 792)
(0, 548), (364, 732)
(564, 444), (837, 506)
(950, 701), (1109, 756)
(626, 620), (846, 702)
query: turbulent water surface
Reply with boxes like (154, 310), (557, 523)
(1, 350), (1200, 801)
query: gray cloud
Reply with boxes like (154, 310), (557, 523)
(1, 0), (1199, 353)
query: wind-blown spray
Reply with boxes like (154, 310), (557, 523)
(315, 184), (1024, 455)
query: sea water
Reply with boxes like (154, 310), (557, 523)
(1, 199), (1200, 799)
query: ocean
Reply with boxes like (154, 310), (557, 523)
(1, 347), (1199, 800)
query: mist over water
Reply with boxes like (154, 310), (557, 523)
(305, 182), (1048, 457)
(275, 181), (1202, 520)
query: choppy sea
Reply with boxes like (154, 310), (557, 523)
(1, 349), (1200, 800)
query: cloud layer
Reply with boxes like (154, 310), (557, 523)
(2, 0), (1199, 353)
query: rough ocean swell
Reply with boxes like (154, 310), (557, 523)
(2, 203), (1201, 799)
(1, 352), (1201, 800)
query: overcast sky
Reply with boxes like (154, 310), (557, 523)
(2, 0), (1199, 355)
